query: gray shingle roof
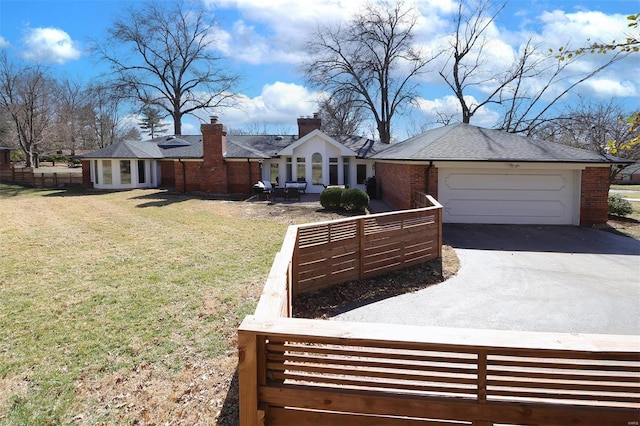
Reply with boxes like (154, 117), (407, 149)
(80, 140), (164, 159)
(373, 123), (630, 163)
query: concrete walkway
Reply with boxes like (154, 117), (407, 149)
(334, 224), (640, 335)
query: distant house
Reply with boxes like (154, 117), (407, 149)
(0, 147), (11, 169)
(79, 115), (384, 194)
(80, 117), (631, 226)
(614, 162), (640, 184)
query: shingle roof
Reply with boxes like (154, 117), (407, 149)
(619, 162), (640, 174)
(373, 123), (631, 163)
(80, 140), (164, 159)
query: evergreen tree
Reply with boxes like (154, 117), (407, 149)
(139, 106), (168, 139)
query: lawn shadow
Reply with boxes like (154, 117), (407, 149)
(217, 369), (240, 425)
(129, 190), (249, 208)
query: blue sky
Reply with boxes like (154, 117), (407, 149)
(0, 0), (638, 139)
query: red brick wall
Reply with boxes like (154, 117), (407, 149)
(201, 118), (228, 193)
(375, 162), (436, 210)
(298, 115), (322, 138)
(580, 166), (610, 226)
(174, 161), (203, 193)
(227, 160), (261, 194)
(159, 160), (176, 187)
(81, 160), (92, 187)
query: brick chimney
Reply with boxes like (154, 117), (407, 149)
(201, 116), (228, 193)
(297, 112), (322, 138)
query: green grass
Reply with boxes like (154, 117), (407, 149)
(0, 185), (289, 424)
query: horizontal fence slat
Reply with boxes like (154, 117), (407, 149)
(267, 362), (478, 385)
(267, 353), (478, 375)
(266, 343), (479, 365)
(259, 384), (638, 425)
(269, 372), (477, 397)
(267, 406), (472, 426)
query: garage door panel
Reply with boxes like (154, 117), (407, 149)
(439, 169), (578, 225)
(445, 199), (568, 223)
(443, 173), (567, 191)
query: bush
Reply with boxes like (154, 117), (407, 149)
(608, 193), (633, 217)
(341, 188), (370, 212)
(320, 187), (344, 210)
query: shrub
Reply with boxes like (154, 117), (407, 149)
(341, 188), (370, 212)
(608, 193), (633, 217)
(320, 187), (345, 210)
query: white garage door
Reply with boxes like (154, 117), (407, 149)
(438, 168), (579, 225)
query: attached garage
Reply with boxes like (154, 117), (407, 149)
(372, 123), (632, 226)
(438, 167), (580, 225)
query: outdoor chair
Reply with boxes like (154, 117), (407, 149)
(272, 187), (286, 201)
(286, 187), (301, 202)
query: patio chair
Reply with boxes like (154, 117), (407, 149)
(272, 187), (286, 201)
(286, 187), (301, 202)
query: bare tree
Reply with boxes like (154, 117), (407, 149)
(95, 0), (239, 135)
(541, 101), (639, 162)
(85, 83), (138, 148)
(304, 1), (436, 143)
(0, 53), (57, 167)
(52, 78), (89, 155)
(440, 0), (626, 135)
(317, 92), (366, 135)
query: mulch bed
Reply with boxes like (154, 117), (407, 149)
(293, 245), (458, 319)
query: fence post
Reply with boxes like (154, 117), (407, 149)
(358, 216), (365, 280)
(473, 349), (491, 426)
(238, 328), (260, 426)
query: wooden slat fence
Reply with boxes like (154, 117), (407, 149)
(238, 194), (640, 425)
(0, 166), (82, 188)
(294, 204), (442, 295)
(239, 317), (639, 426)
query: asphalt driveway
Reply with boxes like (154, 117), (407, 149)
(334, 225), (640, 335)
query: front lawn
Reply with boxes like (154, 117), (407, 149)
(0, 185), (344, 425)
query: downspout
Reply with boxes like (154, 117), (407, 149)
(178, 158), (186, 193)
(425, 161), (433, 195)
(248, 158), (253, 193)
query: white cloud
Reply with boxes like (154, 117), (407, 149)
(0, 36), (9, 48)
(582, 77), (638, 98)
(21, 27), (81, 64)
(187, 81), (322, 132)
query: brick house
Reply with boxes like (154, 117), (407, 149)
(80, 118), (628, 226)
(80, 115), (384, 195)
(0, 147), (11, 169)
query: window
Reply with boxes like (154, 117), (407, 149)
(296, 157), (306, 181)
(138, 160), (146, 184)
(94, 160), (99, 184)
(286, 157), (292, 181)
(329, 157), (338, 185)
(270, 163), (279, 185)
(343, 157), (349, 186)
(102, 160), (112, 184)
(357, 164), (367, 185)
(120, 160), (131, 184)
(312, 153), (322, 185)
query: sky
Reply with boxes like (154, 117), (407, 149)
(0, 0), (638, 140)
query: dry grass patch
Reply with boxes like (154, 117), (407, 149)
(0, 184), (454, 425)
(0, 185), (320, 425)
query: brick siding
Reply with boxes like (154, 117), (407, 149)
(580, 166), (610, 226)
(375, 162), (437, 210)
